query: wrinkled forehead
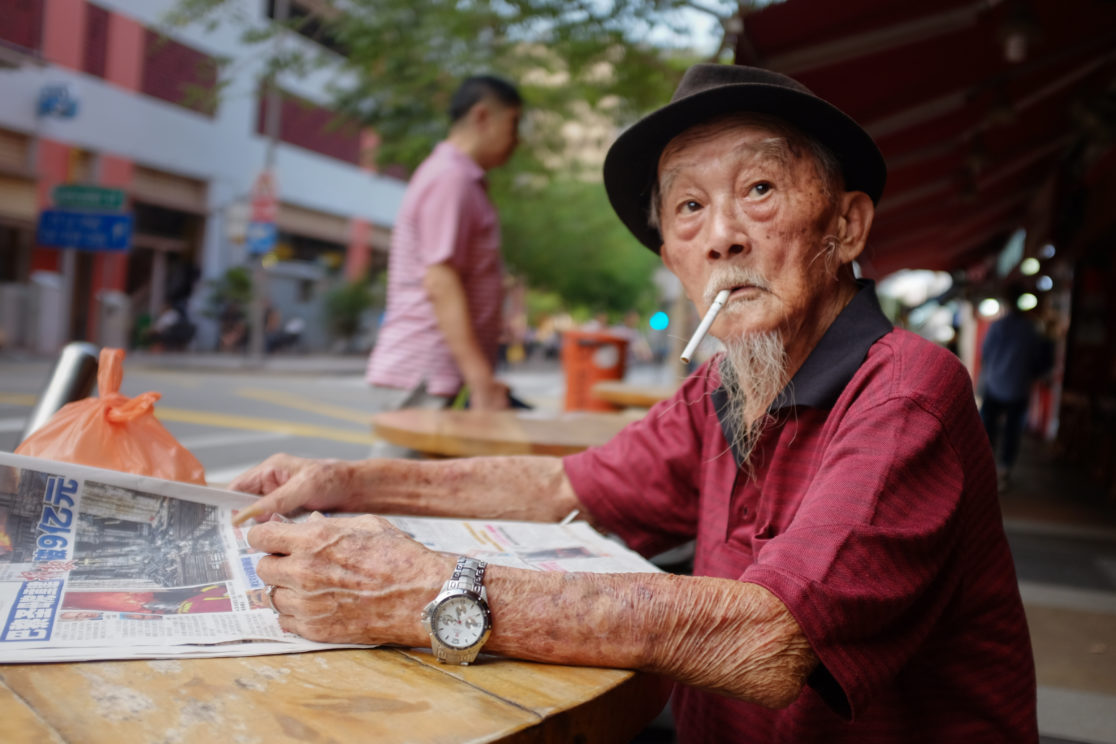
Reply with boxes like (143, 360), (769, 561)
(657, 116), (807, 189)
(660, 121), (794, 182)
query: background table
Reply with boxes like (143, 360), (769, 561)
(1, 647), (666, 743)
(372, 409), (639, 457)
(591, 381), (678, 409)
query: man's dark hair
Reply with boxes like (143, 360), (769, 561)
(449, 75), (522, 124)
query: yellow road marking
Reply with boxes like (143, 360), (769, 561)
(235, 388), (373, 425)
(156, 407), (374, 445)
(0, 393), (373, 445)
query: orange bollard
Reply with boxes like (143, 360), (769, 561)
(561, 331), (629, 411)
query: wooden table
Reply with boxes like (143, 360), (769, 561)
(1, 647), (667, 743)
(591, 381), (679, 409)
(372, 409), (639, 457)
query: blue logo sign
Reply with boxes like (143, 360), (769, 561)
(246, 221), (277, 256)
(37, 84), (79, 119)
(36, 210), (133, 252)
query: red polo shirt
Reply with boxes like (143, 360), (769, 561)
(564, 282), (1037, 743)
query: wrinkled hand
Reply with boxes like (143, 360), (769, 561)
(248, 514), (453, 646)
(468, 378), (510, 411)
(229, 454), (355, 526)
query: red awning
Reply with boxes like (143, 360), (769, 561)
(735, 0), (1116, 278)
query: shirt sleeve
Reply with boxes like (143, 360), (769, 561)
(742, 394), (967, 721)
(562, 370), (714, 557)
(411, 169), (473, 267)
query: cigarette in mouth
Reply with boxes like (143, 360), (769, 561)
(681, 289), (731, 364)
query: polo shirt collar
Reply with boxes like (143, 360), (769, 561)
(435, 141), (486, 183)
(713, 279), (893, 465)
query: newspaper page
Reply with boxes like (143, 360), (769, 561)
(0, 452), (659, 663)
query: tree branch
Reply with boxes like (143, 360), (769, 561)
(676, 0), (730, 20)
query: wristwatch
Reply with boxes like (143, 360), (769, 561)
(421, 556), (492, 665)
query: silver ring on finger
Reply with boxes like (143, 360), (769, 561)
(266, 584), (279, 613)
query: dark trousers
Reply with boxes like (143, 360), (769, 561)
(980, 393), (1029, 469)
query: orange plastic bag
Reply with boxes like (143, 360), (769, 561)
(16, 348), (206, 485)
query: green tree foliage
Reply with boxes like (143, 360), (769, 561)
(493, 175), (660, 314)
(164, 0), (736, 311)
(322, 0), (697, 172)
(164, 0), (733, 170)
(202, 266), (253, 319)
(323, 278), (376, 342)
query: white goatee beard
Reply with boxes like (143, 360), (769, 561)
(718, 331), (790, 470)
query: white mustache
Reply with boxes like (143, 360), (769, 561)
(702, 267), (770, 307)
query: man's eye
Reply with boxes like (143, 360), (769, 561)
(750, 182), (772, 197)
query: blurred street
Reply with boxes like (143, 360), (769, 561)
(1, 350), (1114, 744)
(1, 0), (1113, 740)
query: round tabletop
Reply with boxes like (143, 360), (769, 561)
(1, 647), (667, 743)
(371, 409), (638, 457)
(590, 381), (679, 409)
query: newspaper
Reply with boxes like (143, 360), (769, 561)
(0, 452), (659, 663)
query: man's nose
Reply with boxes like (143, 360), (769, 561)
(706, 202), (748, 261)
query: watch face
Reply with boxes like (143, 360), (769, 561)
(432, 595), (488, 650)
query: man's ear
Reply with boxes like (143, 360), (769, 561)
(835, 191), (874, 265)
(473, 99), (498, 129)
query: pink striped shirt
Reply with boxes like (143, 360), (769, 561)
(367, 142), (504, 396)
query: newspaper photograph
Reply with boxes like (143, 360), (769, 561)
(0, 452), (658, 663)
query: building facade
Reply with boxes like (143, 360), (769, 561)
(0, 0), (405, 352)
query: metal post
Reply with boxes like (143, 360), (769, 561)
(19, 341), (99, 444)
(248, 0), (289, 363)
(59, 249), (77, 349)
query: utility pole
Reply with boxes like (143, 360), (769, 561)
(249, 0), (289, 362)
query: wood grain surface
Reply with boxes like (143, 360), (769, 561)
(1, 648), (666, 743)
(590, 382), (679, 409)
(371, 409), (640, 457)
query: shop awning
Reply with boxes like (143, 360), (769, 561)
(735, 0), (1116, 278)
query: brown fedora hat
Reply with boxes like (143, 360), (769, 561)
(603, 63), (887, 253)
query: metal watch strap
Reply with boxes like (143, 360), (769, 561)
(424, 556), (491, 665)
(448, 556), (487, 597)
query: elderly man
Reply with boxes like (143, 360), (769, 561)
(234, 65), (1037, 742)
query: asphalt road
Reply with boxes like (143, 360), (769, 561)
(0, 353), (676, 483)
(0, 359), (395, 484)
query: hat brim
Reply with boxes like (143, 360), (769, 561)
(603, 82), (887, 253)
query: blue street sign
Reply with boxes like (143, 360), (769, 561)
(36, 210), (133, 252)
(246, 220), (277, 256)
(37, 84), (79, 119)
